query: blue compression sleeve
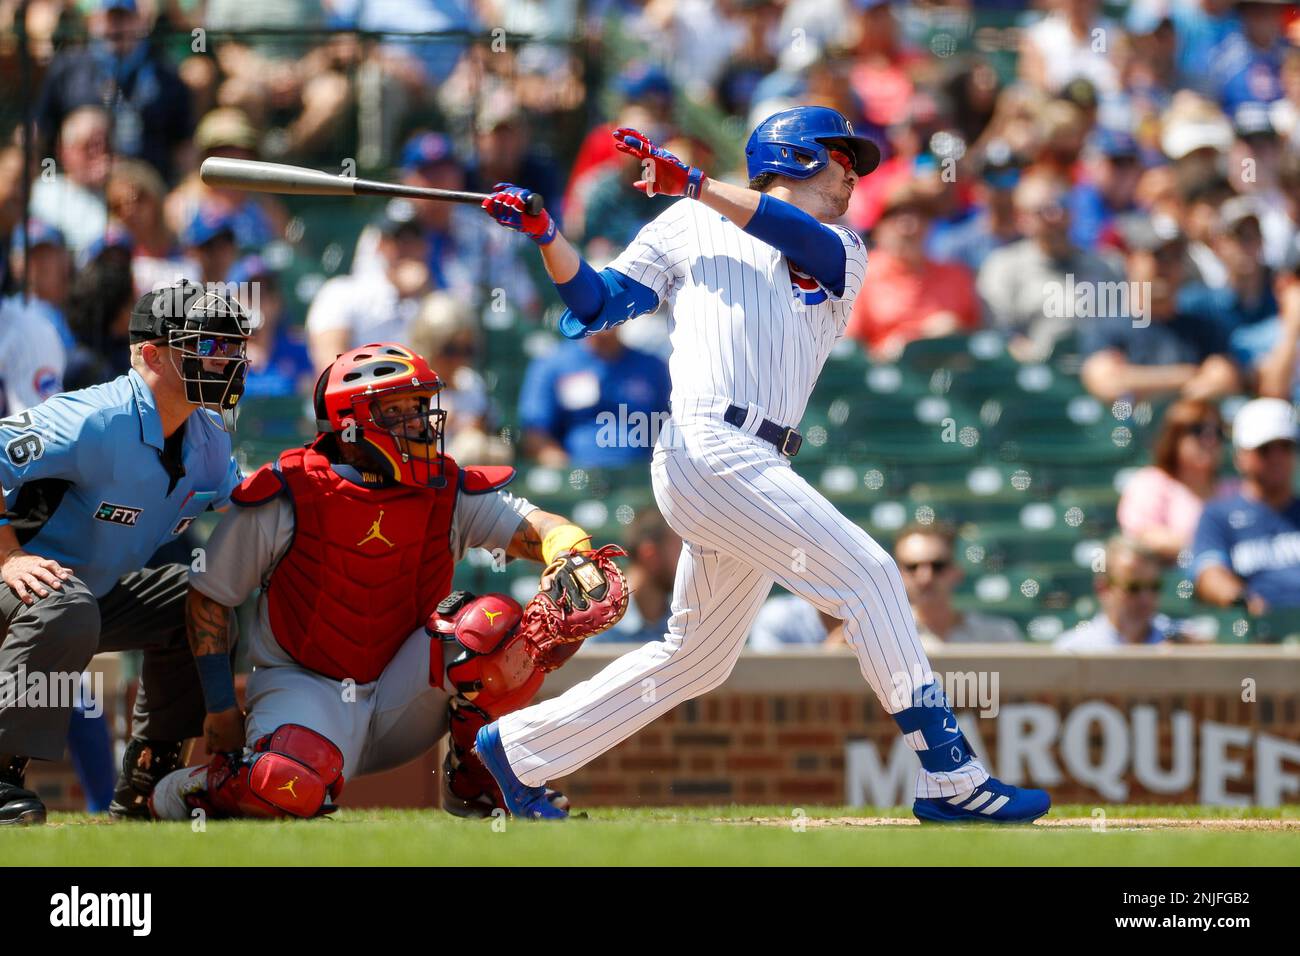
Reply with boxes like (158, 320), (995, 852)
(554, 259), (605, 320)
(557, 267), (660, 339)
(742, 193), (848, 296)
(194, 652), (237, 713)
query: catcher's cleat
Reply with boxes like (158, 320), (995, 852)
(473, 722), (568, 820)
(109, 738), (186, 821)
(913, 776), (1050, 825)
(0, 757), (46, 826)
(149, 765), (209, 821)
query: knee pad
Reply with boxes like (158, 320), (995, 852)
(208, 724), (345, 819)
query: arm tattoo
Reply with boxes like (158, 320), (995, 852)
(508, 510), (570, 563)
(187, 587), (232, 657)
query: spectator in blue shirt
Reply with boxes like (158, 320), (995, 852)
(36, 0), (193, 183)
(1068, 127), (1142, 251)
(518, 329), (670, 469)
(1081, 214), (1242, 402)
(229, 256), (312, 401)
(1233, 246), (1300, 401)
(0, 280), (250, 826)
(1193, 396), (1300, 611)
(927, 140), (1024, 272)
(1209, 0), (1289, 113)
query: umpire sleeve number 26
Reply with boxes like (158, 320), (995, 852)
(0, 412), (45, 467)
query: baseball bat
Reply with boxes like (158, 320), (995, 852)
(199, 157), (544, 215)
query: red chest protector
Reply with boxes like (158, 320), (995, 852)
(248, 445), (459, 683)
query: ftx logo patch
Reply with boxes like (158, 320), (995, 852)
(95, 502), (143, 526)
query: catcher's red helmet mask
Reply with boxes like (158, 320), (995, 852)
(313, 342), (449, 488)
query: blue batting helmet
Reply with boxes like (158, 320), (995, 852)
(745, 106), (881, 182)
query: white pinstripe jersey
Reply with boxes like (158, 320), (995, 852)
(0, 296), (65, 417)
(607, 199), (867, 429)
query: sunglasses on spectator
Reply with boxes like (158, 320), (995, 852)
(1107, 577), (1161, 594)
(901, 559), (951, 573)
(1187, 422), (1224, 442)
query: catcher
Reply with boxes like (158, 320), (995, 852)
(149, 342), (628, 820)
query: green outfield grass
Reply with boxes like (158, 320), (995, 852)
(7, 805), (1300, 866)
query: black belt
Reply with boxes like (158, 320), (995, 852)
(723, 404), (803, 457)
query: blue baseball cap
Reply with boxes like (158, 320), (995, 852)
(399, 132), (458, 175)
(100, 0), (137, 11)
(1089, 126), (1140, 159)
(617, 64), (673, 102)
(11, 219), (65, 254)
(182, 206), (238, 248)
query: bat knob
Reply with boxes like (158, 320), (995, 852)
(524, 192), (545, 217)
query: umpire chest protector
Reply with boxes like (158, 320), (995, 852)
(242, 445), (463, 683)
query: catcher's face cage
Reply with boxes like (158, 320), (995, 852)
(347, 382), (449, 488)
(165, 295), (252, 432)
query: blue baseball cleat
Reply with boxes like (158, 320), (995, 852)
(913, 777), (1050, 824)
(474, 722), (569, 820)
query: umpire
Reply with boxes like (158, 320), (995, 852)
(0, 280), (251, 824)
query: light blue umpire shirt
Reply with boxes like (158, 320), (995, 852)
(0, 369), (241, 598)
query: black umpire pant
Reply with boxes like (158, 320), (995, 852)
(0, 564), (201, 761)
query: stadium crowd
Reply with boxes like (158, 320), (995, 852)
(2, 0), (1300, 650)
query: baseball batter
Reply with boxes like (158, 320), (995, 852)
(479, 106), (1050, 823)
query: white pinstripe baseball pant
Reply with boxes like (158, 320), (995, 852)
(498, 413), (989, 799)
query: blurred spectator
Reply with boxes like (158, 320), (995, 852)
(1020, 0), (1121, 97)
(308, 199), (430, 369)
(106, 158), (196, 294)
(1068, 127), (1142, 251)
(847, 182), (979, 360)
(927, 141), (1024, 272)
(29, 106), (111, 254)
(1118, 398), (1228, 562)
(1206, 196), (1277, 326)
(407, 291), (512, 465)
(464, 91), (564, 225)
(564, 66), (677, 231)
(599, 509), (683, 643)
(353, 133), (542, 320)
(1055, 537), (1172, 649)
(1171, 0), (1241, 94)
(1080, 214), (1241, 403)
(1160, 93), (1235, 185)
(845, 0), (927, 129)
(0, 147), (24, 293)
(894, 522), (1022, 651)
(578, 135), (703, 255)
(1226, 102), (1293, 266)
(6, 220), (75, 350)
(204, 0), (351, 159)
(165, 108), (288, 249)
(0, 296), (65, 417)
(228, 256), (313, 400)
(1234, 246), (1300, 401)
(1209, 0), (1289, 113)
(1178, 169), (1234, 288)
(748, 595), (843, 650)
(36, 0), (193, 182)
(848, 90), (939, 232)
(180, 205), (240, 286)
(61, 243), (136, 388)
(1193, 396), (1300, 610)
(517, 329), (670, 469)
(978, 170), (1123, 362)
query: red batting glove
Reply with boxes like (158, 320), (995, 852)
(612, 127), (705, 199)
(481, 183), (557, 245)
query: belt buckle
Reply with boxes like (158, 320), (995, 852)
(780, 429), (802, 457)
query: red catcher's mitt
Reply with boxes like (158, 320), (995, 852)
(521, 545), (629, 671)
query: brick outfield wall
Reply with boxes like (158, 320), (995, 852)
(27, 647), (1300, 811)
